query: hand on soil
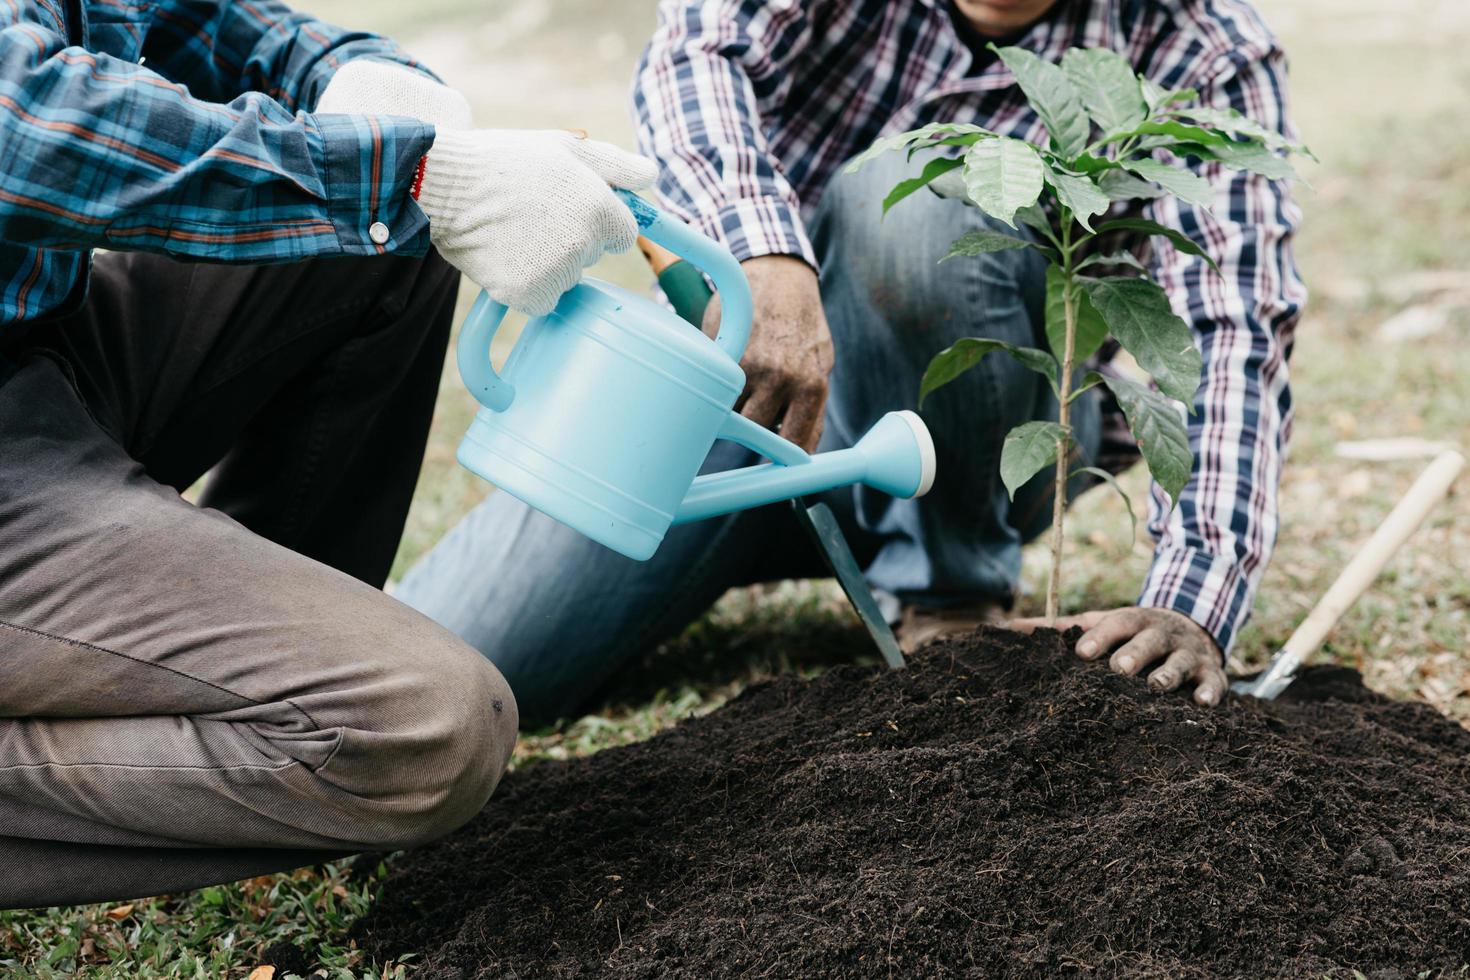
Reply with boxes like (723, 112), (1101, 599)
(703, 256), (834, 452)
(1009, 607), (1228, 706)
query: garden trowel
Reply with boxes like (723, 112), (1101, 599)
(1234, 450), (1465, 700)
(640, 240), (906, 670)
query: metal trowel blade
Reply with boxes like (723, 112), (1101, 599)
(792, 499), (906, 670)
(1230, 648), (1299, 700)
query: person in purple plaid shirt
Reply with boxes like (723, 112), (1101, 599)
(0, 0), (660, 907)
(398, 0), (1305, 722)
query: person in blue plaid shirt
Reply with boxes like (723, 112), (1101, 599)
(398, 0), (1306, 724)
(0, 1), (658, 907)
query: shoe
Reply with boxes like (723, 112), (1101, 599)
(897, 600), (1009, 655)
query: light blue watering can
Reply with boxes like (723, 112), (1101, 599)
(455, 191), (936, 561)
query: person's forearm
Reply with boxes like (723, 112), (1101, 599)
(1137, 196), (1302, 654)
(146, 0), (437, 110)
(0, 28), (433, 262)
(1135, 46), (1305, 655)
(632, 0), (816, 267)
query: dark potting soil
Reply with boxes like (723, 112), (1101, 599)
(352, 627), (1470, 978)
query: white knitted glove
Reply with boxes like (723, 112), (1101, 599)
(416, 130), (657, 315)
(316, 60), (473, 131)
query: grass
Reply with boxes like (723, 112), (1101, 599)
(8, 0), (1470, 974)
(0, 862), (407, 978)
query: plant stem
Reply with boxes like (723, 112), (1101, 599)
(1046, 221), (1080, 626)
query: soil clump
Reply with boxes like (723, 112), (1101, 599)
(354, 627), (1470, 978)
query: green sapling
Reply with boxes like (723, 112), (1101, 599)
(848, 44), (1308, 623)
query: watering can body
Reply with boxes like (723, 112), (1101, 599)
(456, 192), (935, 561)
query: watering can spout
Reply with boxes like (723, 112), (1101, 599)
(673, 411), (937, 526)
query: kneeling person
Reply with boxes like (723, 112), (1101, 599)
(396, 0), (1304, 721)
(0, 0), (653, 907)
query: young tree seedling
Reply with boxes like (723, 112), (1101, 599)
(848, 44), (1307, 624)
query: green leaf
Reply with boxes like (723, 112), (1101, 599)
(1045, 266), (1109, 363)
(884, 157), (965, 214)
(1211, 140), (1299, 180)
(1042, 168), (1110, 231)
(1061, 47), (1147, 136)
(1098, 169), (1166, 201)
(1168, 106), (1308, 156)
(1081, 277), (1203, 405)
(1104, 119), (1226, 148)
(1143, 78), (1199, 111)
(1172, 140), (1299, 181)
(992, 44), (1092, 161)
(1094, 218), (1220, 271)
(909, 132), (994, 158)
(846, 123), (995, 172)
(1076, 250), (1150, 275)
(963, 137), (1046, 227)
(1067, 152), (1119, 175)
(1123, 158), (1215, 207)
(1070, 370), (1108, 402)
(1102, 376), (1193, 504)
(1072, 465), (1138, 540)
(942, 228), (1037, 260)
(1001, 421), (1070, 499)
(1016, 203), (1056, 240)
(929, 166), (969, 202)
(919, 338), (1059, 406)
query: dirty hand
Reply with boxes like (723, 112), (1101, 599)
(701, 256), (834, 452)
(414, 130), (656, 315)
(1008, 607), (1228, 706)
(316, 60), (473, 130)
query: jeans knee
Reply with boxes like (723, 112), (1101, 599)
(814, 152), (1046, 344)
(812, 157), (891, 267)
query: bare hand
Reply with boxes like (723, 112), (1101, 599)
(1008, 607), (1228, 707)
(702, 256), (834, 453)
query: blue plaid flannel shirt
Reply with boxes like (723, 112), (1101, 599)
(1, 0), (436, 330)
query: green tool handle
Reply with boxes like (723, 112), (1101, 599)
(659, 260), (715, 329)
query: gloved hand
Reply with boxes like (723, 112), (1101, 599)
(316, 61), (657, 315)
(415, 130), (657, 315)
(316, 59), (473, 131)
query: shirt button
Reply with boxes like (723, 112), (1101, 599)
(369, 222), (391, 245)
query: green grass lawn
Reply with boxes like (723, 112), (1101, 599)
(6, 0), (1470, 975)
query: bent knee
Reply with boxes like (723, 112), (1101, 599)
(816, 153), (1045, 333)
(312, 629), (519, 849)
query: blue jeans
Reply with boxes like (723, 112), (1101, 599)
(398, 152), (1101, 725)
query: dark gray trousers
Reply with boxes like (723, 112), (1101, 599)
(0, 250), (518, 909)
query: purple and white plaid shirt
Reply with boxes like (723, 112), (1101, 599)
(632, 0), (1306, 654)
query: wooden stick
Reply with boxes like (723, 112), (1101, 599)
(1281, 450), (1464, 663)
(1250, 448), (1464, 698)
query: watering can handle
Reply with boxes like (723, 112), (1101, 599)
(613, 190), (753, 361)
(457, 291), (517, 413)
(457, 192), (755, 414)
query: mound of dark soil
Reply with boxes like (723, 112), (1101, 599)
(354, 627), (1470, 978)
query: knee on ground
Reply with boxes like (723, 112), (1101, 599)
(304, 614), (520, 850)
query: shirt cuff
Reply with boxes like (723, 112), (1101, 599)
(706, 197), (818, 271)
(1137, 546), (1255, 659)
(311, 113), (436, 257)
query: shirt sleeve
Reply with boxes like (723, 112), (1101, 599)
(144, 0), (438, 111)
(1135, 44), (1307, 656)
(631, 0), (818, 269)
(0, 19), (434, 264)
